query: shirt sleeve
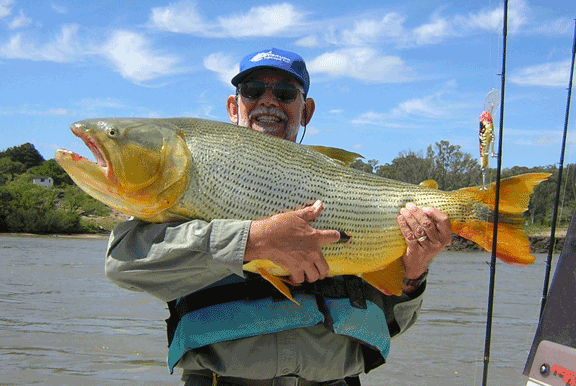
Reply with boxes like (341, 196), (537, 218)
(105, 218), (251, 303)
(383, 282), (426, 338)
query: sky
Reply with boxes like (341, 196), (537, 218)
(0, 0), (575, 170)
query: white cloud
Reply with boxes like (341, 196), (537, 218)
(101, 30), (183, 83)
(203, 52), (238, 86)
(219, 3), (303, 37)
(307, 47), (414, 83)
(0, 104), (69, 116)
(0, 0), (13, 19)
(413, 16), (453, 45)
(532, 18), (573, 36)
(50, 3), (69, 14)
(8, 9), (31, 29)
(461, 0), (528, 34)
(0, 24), (84, 62)
(46, 108), (68, 115)
(77, 97), (129, 111)
(295, 35), (320, 48)
(392, 97), (447, 119)
(149, 1), (206, 34)
(341, 13), (406, 46)
(351, 111), (409, 128)
(351, 81), (471, 127)
(305, 126), (320, 136)
(149, 2), (303, 38)
(510, 60), (571, 87)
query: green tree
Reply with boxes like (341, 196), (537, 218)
(61, 185), (110, 216)
(0, 187), (15, 231)
(0, 157), (26, 185)
(28, 159), (74, 187)
(426, 140), (482, 190)
(350, 158), (379, 174)
(2, 175), (81, 234)
(375, 150), (434, 184)
(0, 143), (45, 170)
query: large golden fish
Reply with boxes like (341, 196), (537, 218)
(55, 118), (549, 300)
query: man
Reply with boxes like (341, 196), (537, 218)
(106, 48), (452, 386)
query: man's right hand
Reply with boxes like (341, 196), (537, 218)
(244, 200), (341, 284)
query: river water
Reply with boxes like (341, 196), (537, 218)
(0, 234), (557, 385)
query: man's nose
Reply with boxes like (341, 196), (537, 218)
(258, 87), (280, 106)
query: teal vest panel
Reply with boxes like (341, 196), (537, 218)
(325, 298), (390, 359)
(167, 276), (391, 373)
(168, 293), (324, 372)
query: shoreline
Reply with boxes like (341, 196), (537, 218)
(447, 234), (566, 253)
(0, 232), (111, 239)
(2, 231), (567, 253)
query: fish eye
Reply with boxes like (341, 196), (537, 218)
(107, 127), (119, 138)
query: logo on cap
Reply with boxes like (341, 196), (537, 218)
(250, 51), (290, 63)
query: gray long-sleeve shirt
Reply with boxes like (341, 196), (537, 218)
(105, 218), (425, 382)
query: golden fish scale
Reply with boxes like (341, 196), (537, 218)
(163, 118), (476, 276)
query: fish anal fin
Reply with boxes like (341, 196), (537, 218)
(419, 180), (439, 190)
(257, 268), (300, 305)
(360, 258), (405, 296)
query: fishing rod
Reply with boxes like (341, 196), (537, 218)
(539, 17), (576, 318)
(482, 0), (508, 384)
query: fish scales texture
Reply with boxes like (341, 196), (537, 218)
(170, 119), (466, 276)
(55, 117), (550, 296)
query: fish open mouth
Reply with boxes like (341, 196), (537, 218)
(71, 124), (108, 169)
(55, 123), (115, 186)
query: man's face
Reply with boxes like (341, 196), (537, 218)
(234, 70), (306, 142)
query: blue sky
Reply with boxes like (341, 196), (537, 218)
(0, 0), (574, 169)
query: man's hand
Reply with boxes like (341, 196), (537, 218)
(244, 200), (341, 284)
(397, 203), (452, 285)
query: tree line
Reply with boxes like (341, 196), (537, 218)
(0, 143), (110, 234)
(0, 141), (569, 235)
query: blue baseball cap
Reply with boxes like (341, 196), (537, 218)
(231, 48), (310, 96)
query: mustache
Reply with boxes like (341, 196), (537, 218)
(248, 106), (288, 121)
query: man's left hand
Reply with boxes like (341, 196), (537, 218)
(396, 203), (452, 283)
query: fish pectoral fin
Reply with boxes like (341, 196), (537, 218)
(257, 268), (300, 305)
(360, 258), (405, 296)
(419, 179), (439, 190)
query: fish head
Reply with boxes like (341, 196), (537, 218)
(55, 118), (189, 221)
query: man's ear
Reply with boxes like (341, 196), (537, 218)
(301, 98), (315, 126)
(226, 95), (238, 124)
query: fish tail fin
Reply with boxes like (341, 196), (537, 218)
(452, 173), (551, 265)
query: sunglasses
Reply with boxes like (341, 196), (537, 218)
(238, 81), (303, 103)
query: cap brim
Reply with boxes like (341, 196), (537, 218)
(231, 66), (305, 90)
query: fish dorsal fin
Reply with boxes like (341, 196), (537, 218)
(307, 145), (363, 166)
(419, 180), (439, 190)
